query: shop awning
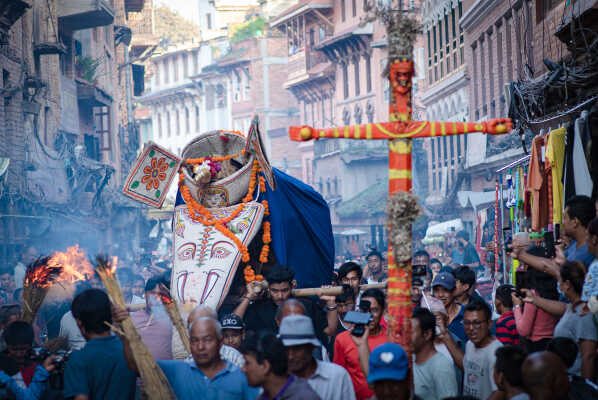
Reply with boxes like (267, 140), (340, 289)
(340, 228), (367, 236)
(425, 218), (464, 238)
(457, 190), (508, 209)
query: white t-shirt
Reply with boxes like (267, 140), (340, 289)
(463, 339), (502, 400)
(59, 311), (86, 351)
(414, 352), (459, 400)
(14, 262), (25, 289)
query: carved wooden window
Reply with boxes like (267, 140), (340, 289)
(94, 106), (111, 151)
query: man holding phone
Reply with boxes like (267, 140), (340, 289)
(333, 289), (387, 400)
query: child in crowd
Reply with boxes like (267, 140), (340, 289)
(494, 285), (520, 345)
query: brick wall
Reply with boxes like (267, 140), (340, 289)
(464, 0), (569, 122)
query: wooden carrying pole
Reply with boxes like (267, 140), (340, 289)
(95, 257), (175, 400)
(292, 282), (387, 297)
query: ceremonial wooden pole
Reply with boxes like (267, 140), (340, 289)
(288, 6), (512, 352)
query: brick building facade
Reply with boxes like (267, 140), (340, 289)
(419, 0), (469, 212)
(0, 0), (148, 262)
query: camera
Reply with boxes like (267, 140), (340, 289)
(413, 264), (428, 277)
(29, 347), (72, 390)
(344, 311), (373, 337)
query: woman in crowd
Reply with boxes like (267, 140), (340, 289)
(512, 246), (559, 353)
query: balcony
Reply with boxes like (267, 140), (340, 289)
(76, 79), (113, 107)
(0, 0), (30, 43)
(57, 0), (115, 31)
(284, 49), (329, 88)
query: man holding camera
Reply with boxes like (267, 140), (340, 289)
(333, 288), (387, 400)
(0, 321), (58, 400)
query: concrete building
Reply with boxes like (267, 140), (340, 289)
(215, 35), (302, 178)
(197, 0), (259, 40)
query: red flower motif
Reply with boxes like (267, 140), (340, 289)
(141, 157), (168, 190)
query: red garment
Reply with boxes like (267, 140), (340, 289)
(528, 136), (548, 231)
(21, 363), (37, 386)
(333, 327), (387, 400)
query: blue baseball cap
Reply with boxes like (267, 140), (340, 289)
(367, 343), (409, 383)
(432, 271), (456, 291)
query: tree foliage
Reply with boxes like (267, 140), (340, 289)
(154, 5), (201, 44)
(230, 17), (266, 45)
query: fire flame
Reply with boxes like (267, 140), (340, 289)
(49, 245), (95, 284)
(24, 257), (62, 288)
(158, 283), (173, 305)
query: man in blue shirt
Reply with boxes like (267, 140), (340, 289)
(64, 289), (137, 400)
(431, 272), (466, 343)
(114, 307), (258, 400)
(563, 196), (596, 267)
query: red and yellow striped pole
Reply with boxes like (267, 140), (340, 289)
(386, 59), (414, 349)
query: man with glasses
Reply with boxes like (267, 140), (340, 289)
(234, 265), (338, 340)
(439, 298), (502, 400)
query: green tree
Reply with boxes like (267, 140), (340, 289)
(154, 5), (201, 44)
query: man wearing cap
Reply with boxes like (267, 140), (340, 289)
(432, 272), (466, 343)
(279, 315), (355, 400)
(220, 313), (245, 351)
(361, 342), (411, 400)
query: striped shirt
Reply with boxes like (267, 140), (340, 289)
(495, 311), (520, 345)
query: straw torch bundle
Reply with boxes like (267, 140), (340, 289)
(158, 284), (191, 354)
(22, 257), (62, 324)
(94, 256), (175, 400)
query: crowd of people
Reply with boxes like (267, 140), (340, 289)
(0, 195), (597, 399)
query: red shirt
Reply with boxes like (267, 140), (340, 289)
(333, 327), (387, 400)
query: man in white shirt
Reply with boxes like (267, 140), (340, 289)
(412, 307), (458, 399)
(439, 298), (502, 400)
(279, 315), (355, 400)
(14, 247), (37, 290)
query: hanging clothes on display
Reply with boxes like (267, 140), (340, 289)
(566, 111), (594, 198)
(545, 127), (566, 226)
(528, 135), (549, 231)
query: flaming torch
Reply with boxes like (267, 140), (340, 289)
(157, 284), (191, 354)
(94, 255), (175, 400)
(22, 257), (63, 324)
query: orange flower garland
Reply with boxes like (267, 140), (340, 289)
(178, 155), (272, 284)
(184, 151), (244, 166)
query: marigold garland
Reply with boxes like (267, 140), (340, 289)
(178, 156), (272, 284)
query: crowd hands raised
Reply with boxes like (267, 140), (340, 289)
(0, 196), (598, 399)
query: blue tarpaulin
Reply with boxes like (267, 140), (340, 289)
(175, 168), (334, 288)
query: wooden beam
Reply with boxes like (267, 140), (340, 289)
(312, 9), (333, 27)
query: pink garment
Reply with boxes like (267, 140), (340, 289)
(130, 308), (173, 360)
(513, 299), (558, 342)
